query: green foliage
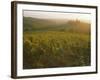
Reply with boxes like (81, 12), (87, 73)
(23, 31), (90, 69)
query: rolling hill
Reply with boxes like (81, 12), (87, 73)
(23, 17), (90, 34)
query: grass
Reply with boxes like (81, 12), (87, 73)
(23, 31), (90, 69)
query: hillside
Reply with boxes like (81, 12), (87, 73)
(23, 17), (90, 34)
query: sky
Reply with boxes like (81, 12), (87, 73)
(23, 10), (91, 23)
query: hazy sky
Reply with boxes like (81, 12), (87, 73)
(23, 10), (91, 23)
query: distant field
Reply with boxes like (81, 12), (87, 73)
(23, 17), (91, 69)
